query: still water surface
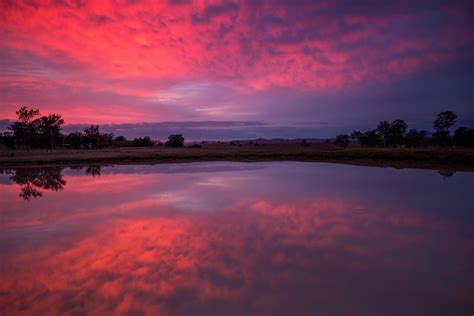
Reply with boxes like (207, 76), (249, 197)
(0, 162), (473, 315)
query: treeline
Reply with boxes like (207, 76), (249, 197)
(0, 107), (185, 149)
(334, 111), (474, 148)
(63, 126), (154, 149)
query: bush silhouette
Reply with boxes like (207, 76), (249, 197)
(453, 127), (474, 147)
(165, 134), (184, 147)
(335, 134), (350, 148)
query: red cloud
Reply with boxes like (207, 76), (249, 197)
(0, 0), (472, 123)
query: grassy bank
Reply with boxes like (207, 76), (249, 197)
(1, 144), (473, 171)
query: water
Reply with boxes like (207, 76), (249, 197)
(0, 162), (473, 315)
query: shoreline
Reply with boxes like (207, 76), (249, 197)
(1, 146), (473, 172)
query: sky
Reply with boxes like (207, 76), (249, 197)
(1, 0), (473, 140)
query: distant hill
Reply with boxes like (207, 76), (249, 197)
(196, 138), (326, 145)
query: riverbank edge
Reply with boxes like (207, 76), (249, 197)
(1, 148), (473, 171)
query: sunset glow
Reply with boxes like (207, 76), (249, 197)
(1, 0), (473, 137)
(1, 3), (473, 312)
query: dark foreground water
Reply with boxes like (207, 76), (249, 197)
(0, 162), (473, 316)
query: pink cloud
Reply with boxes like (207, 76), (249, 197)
(0, 0), (472, 124)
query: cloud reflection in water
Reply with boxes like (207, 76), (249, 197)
(0, 162), (472, 315)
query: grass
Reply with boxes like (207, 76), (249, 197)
(1, 143), (473, 171)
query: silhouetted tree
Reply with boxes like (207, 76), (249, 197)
(347, 111), (469, 148)
(376, 121), (391, 146)
(84, 125), (100, 148)
(376, 119), (407, 147)
(301, 139), (310, 148)
(335, 134), (350, 148)
(434, 111), (457, 133)
(432, 131), (452, 146)
(165, 134), (184, 147)
(113, 135), (129, 147)
(1, 132), (16, 149)
(17, 107), (40, 124)
(350, 131), (362, 146)
(352, 130), (381, 147)
(8, 106), (40, 149)
(65, 132), (83, 149)
(37, 113), (64, 150)
(405, 129), (428, 147)
(453, 127), (474, 147)
(389, 119), (407, 146)
(7, 107), (68, 149)
(131, 136), (154, 147)
(432, 111), (457, 147)
(99, 133), (114, 148)
(84, 125), (100, 137)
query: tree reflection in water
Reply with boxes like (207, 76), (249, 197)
(0, 164), (458, 200)
(0, 166), (101, 200)
(438, 169), (456, 179)
(85, 165), (101, 177)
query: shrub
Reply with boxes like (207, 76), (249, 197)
(165, 134), (184, 147)
(453, 127), (474, 147)
(335, 134), (350, 148)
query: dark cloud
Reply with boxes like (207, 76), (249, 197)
(89, 14), (113, 25)
(191, 2), (240, 24)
